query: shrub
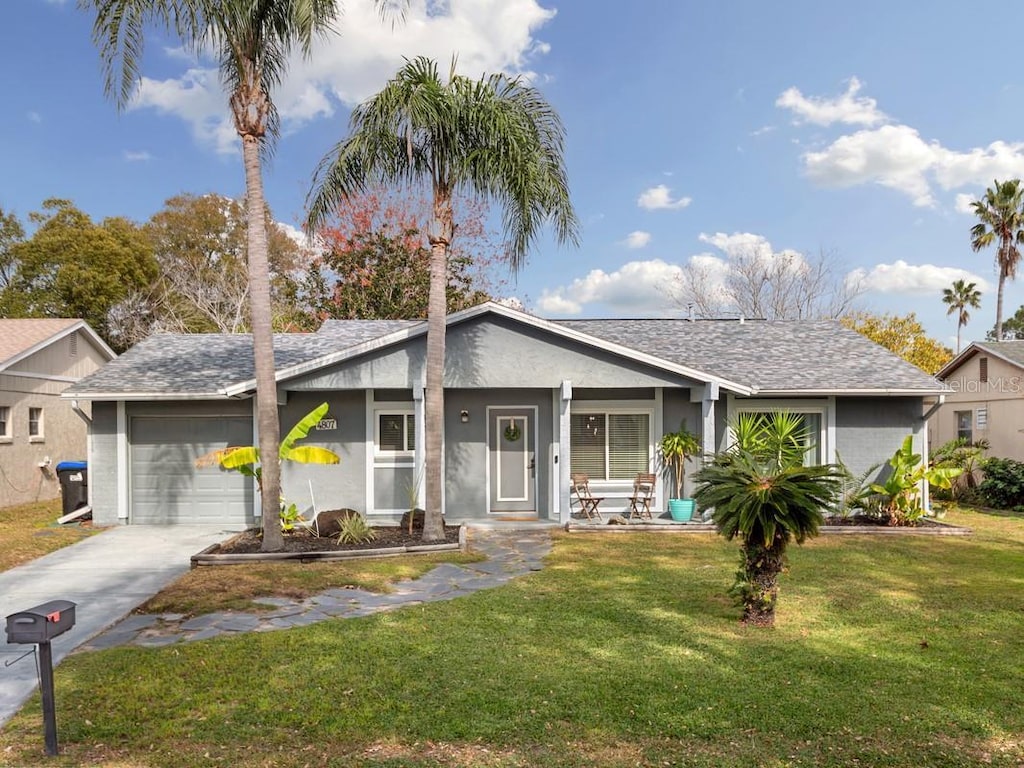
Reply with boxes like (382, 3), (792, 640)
(337, 513), (377, 545)
(978, 457), (1024, 510)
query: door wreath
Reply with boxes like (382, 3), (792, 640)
(503, 422), (522, 442)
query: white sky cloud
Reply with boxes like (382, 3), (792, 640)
(27, 111), (41, 123)
(698, 231), (774, 259)
(776, 77), (888, 127)
(847, 260), (991, 295)
(620, 230), (651, 249)
(955, 193), (977, 214)
(123, 150), (152, 162)
(780, 79), (1024, 207)
(130, 0), (556, 155)
(536, 259), (684, 315)
(637, 184), (692, 210)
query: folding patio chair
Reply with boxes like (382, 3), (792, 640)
(627, 472), (656, 520)
(570, 473), (604, 521)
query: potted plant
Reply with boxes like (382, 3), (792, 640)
(659, 422), (702, 521)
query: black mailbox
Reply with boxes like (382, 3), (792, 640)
(5, 600), (77, 645)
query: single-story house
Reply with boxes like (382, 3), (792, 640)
(0, 319), (116, 508)
(930, 340), (1024, 461)
(63, 302), (947, 527)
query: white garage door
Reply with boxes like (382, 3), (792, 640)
(130, 416), (254, 525)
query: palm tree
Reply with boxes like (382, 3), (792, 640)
(83, 1), (401, 551)
(693, 413), (843, 627)
(942, 279), (981, 354)
(306, 56), (578, 541)
(970, 179), (1024, 342)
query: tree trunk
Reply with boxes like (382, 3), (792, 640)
(422, 234), (448, 541)
(241, 134), (284, 552)
(739, 536), (787, 627)
(956, 320), (962, 355)
(996, 270), (1007, 342)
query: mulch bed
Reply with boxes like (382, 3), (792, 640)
(213, 525), (460, 555)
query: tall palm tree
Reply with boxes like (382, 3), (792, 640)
(941, 279), (981, 354)
(84, 0), (340, 551)
(306, 56), (579, 541)
(693, 413), (843, 627)
(970, 179), (1024, 342)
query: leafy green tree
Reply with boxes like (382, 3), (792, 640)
(841, 311), (953, 374)
(306, 56), (578, 541)
(0, 206), (25, 289)
(970, 179), (1024, 341)
(941, 279), (981, 354)
(145, 193), (302, 335)
(86, 0), (349, 551)
(986, 304), (1024, 340)
(0, 199), (157, 350)
(694, 412), (844, 627)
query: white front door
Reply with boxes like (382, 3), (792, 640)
(489, 408), (536, 514)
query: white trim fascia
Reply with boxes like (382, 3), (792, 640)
(116, 401), (128, 520)
(2, 371), (78, 383)
(225, 301), (754, 397)
(61, 391), (238, 401)
(752, 388), (949, 397)
(0, 320), (116, 374)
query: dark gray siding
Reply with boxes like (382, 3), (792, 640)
(279, 391), (367, 518)
(90, 401), (118, 526)
(835, 397), (923, 478)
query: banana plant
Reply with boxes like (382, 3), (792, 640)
(196, 403), (340, 527)
(867, 436), (961, 525)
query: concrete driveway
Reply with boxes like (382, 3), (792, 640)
(0, 525), (238, 726)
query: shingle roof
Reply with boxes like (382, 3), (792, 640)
(556, 319), (944, 392)
(973, 340), (1024, 367)
(0, 318), (82, 367)
(66, 309), (945, 398)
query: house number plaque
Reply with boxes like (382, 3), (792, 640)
(315, 418), (337, 431)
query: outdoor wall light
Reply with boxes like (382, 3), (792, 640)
(460, 410), (470, 423)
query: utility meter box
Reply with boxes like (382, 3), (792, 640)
(5, 600), (77, 645)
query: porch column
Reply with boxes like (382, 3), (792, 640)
(116, 400), (128, 521)
(558, 380), (572, 525)
(690, 382), (719, 459)
(413, 381), (426, 510)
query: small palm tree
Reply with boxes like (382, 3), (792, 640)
(942, 279), (981, 354)
(971, 179), (1024, 342)
(306, 56), (579, 541)
(694, 413), (843, 626)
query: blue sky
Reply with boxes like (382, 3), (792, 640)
(3, 0), (1024, 346)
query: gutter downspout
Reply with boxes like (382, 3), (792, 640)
(921, 395), (946, 513)
(70, 400), (92, 426)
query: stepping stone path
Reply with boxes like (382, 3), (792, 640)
(79, 529), (552, 651)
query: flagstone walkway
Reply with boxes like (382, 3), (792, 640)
(78, 529), (552, 651)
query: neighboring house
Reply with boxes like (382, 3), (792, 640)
(930, 341), (1024, 461)
(63, 302), (946, 527)
(0, 319), (116, 508)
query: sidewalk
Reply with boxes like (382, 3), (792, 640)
(0, 525), (239, 726)
(79, 529), (552, 649)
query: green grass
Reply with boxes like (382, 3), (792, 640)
(0, 498), (95, 572)
(2, 507), (1023, 766)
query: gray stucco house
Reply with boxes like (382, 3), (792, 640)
(63, 302), (946, 527)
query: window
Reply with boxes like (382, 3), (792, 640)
(377, 412), (414, 454)
(732, 406), (826, 466)
(955, 410), (972, 443)
(979, 357), (988, 383)
(0, 406), (9, 439)
(976, 407), (988, 431)
(570, 411), (651, 480)
(28, 408), (43, 440)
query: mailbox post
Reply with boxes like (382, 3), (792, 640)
(5, 600), (77, 756)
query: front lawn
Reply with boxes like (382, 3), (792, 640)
(2, 507), (1022, 766)
(0, 498), (95, 573)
